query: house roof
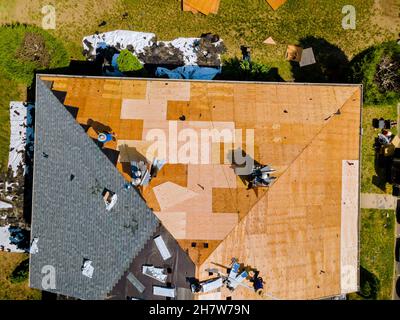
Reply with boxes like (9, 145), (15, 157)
(34, 75), (362, 300)
(29, 79), (159, 300)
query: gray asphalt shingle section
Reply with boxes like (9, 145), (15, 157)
(29, 78), (159, 300)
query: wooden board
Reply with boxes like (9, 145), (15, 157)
(266, 0), (287, 11)
(183, 0), (220, 15)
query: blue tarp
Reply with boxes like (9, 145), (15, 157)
(155, 66), (221, 80)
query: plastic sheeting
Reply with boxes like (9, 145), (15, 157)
(156, 66), (221, 80)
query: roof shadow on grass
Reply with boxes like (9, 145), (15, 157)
(290, 36), (350, 83)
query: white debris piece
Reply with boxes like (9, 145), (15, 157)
(227, 270), (248, 290)
(0, 225), (25, 252)
(30, 237), (39, 254)
(200, 277), (224, 293)
(127, 272), (145, 293)
(154, 235), (172, 260)
(299, 47), (316, 67)
(82, 260), (94, 278)
(8, 102), (34, 177)
(142, 265), (168, 283)
(0, 201), (13, 210)
(153, 286), (176, 298)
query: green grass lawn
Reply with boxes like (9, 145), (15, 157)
(361, 104), (398, 194)
(0, 252), (41, 300)
(348, 209), (395, 300)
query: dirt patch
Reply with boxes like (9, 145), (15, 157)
(15, 32), (51, 68)
(371, 0), (400, 34)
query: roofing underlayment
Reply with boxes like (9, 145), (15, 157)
(34, 75), (362, 300)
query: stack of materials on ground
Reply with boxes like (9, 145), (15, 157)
(286, 45), (316, 67)
(0, 102), (34, 228)
(182, 0), (220, 15)
(8, 102), (34, 177)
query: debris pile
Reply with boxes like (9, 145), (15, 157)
(0, 102), (34, 228)
(82, 30), (226, 68)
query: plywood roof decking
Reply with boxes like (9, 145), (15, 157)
(39, 75), (361, 300)
(198, 91), (361, 300)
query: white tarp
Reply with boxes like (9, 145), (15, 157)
(0, 225), (25, 252)
(83, 30), (155, 57)
(0, 201), (12, 210)
(8, 102), (34, 177)
(82, 30), (224, 66)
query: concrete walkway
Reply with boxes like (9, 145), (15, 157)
(360, 193), (398, 210)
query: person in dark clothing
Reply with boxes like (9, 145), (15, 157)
(241, 46), (251, 63)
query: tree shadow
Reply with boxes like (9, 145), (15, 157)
(218, 57), (284, 82)
(290, 36), (350, 83)
(358, 266), (380, 299)
(9, 258), (29, 283)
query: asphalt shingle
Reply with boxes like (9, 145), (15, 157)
(29, 78), (159, 300)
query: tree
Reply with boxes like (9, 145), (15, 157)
(116, 50), (143, 73)
(349, 41), (400, 105)
(220, 58), (282, 81)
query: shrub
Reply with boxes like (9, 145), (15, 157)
(9, 258), (29, 284)
(116, 49), (143, 73)
(0, 24), (69, 85)
(349, 41), (400, 105)
(220, 58), (280, 81)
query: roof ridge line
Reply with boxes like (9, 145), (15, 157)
(201, 87), (360, 268)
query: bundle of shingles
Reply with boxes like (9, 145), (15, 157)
(182, 0), (220, 15)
